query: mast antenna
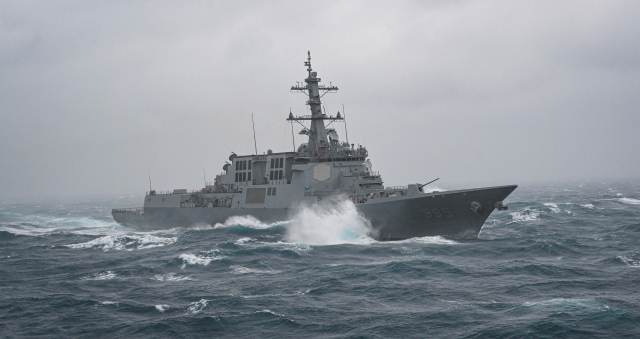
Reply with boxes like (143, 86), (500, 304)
(203, 167), (207, 186)
(290, 108), (296, 152)
(148, 169), (152, 192)
(343, 104), (349, 145)
(251, 113), (258, 155)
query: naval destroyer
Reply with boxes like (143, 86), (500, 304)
(112, 52), (516, 240)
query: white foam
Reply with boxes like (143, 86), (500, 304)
(617, 256), (640, 267)
(543, 203), (573, 215)
(580, 203), (595, 209)
(151, 273), (195, 281)
(97, 301), (119, 306)
(179, 250), (223, 268)
(82, 271), (118, 281)
(65, 234), (177, 251)
(186, 299), (209, 314)
(269, 241), (312, 253)
(155, 304), (169, 312)
(619, 198), (640, 205)
(257, 309), (284, 316)
(234, 237), (254, 244)
(395, 236), (458, 245)
(214, 215), (288, 229)
(616, 193), (623, 196)
(510, 208), (540, 222)
(544, 203), (561, 213)
(285, 197), (376, 245)
(0, 215), (123, 237)
(230, 265), (280, 275)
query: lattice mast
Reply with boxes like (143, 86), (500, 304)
(288, 51), (341, 155)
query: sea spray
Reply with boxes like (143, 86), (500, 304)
(285, 196), (376, 245)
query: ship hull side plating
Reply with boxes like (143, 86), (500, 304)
(112, 185), (516, 240)
(357, 185), (517, 240)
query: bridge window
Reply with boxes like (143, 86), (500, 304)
(272, 187), (277, 195)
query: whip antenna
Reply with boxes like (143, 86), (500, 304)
(251, 113), (258, 155)
(290, 108), (296, 152)
(343, 104), (349, 145)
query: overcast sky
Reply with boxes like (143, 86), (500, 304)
(1, 1), (639, 199)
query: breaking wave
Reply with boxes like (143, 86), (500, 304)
(285, 197), (375, 245)
(214, 215), (289, 229)
(619, 198), (640, 205)
(510, 207), (541, 222)
(179, 250), (224, 268)
(65, 234), (177, 251)
(155, 304), (169, 312)
(151, 273), (195, 281)
(0, 215), (122, 237)
(82, 271), (119, 281)
(186, 299), (209, 314)
(615, 256), (640, 267)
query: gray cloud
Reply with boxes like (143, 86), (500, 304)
(1, 0), (639, 199)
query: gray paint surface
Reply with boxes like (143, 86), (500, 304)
(113, 56), (517, 240)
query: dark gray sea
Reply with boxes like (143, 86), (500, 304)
(1, 181), (639, 338)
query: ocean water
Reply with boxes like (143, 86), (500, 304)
(1, 181), (639, 338)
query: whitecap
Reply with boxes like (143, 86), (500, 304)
(395, 236), (457, 245)
(619, 198), (640, 205)
(616, 256), (640, 267)
(97, 301), (119, 306)
(151, 273), (195, 281)
(214, 215), (289, 229)
(65, 234), (177, 251)
(155, 304), (169, 312)
(257, 309), (284, 317)
(0, 215), (123, 237)
(580, 203), (595, 209)
(543, 203), (561, 213)
(186, 299), (209, 314)
(82, 271), (118, 281)
(230, 265), (280, 275)
(179, 250), (224, 268)
(510, 208), (540, 222)
(234, 237), (254, 244)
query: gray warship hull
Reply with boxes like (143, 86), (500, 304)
(112, 185), (516, 240)
(112, 52), (517, 240)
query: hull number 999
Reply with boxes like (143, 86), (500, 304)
(422, 208), (453, 218)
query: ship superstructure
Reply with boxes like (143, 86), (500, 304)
(113, 52), (516, 240)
